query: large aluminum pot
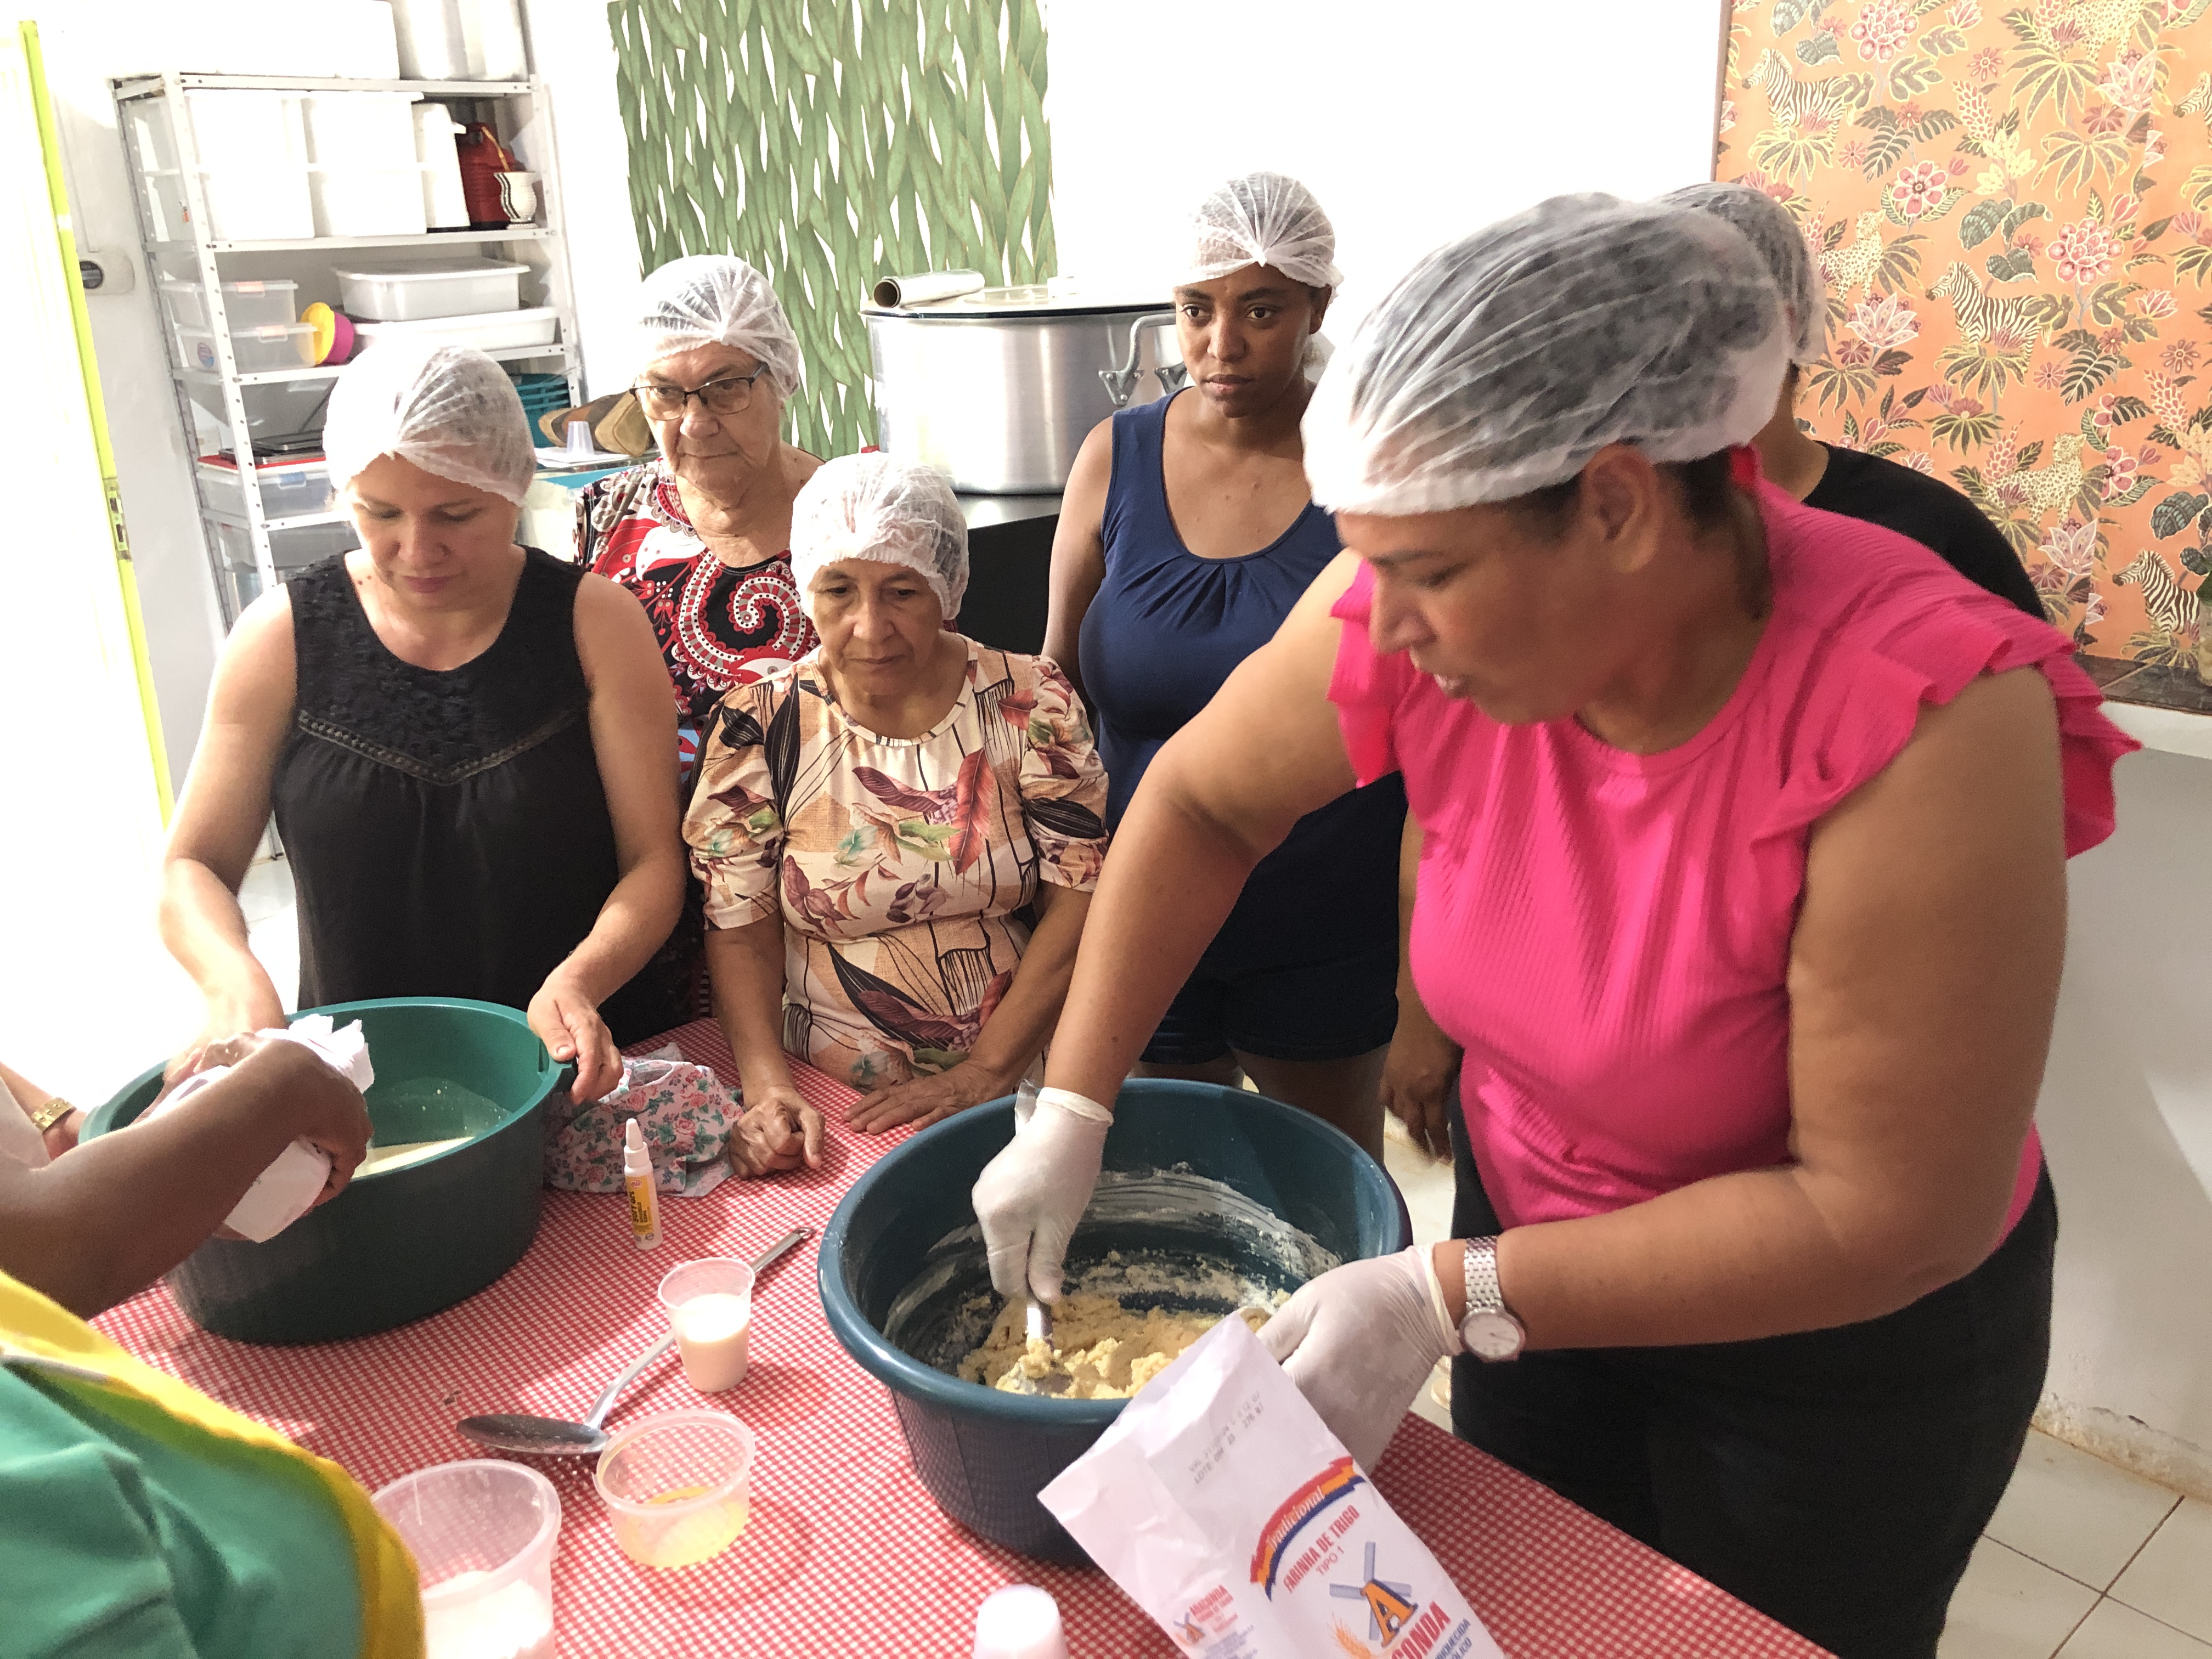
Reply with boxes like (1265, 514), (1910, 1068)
(862, 285), (1183, 494)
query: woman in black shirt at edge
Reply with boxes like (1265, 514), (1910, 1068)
(1383, 181), (2050, 1165)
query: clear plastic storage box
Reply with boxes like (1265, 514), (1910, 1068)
(197, 454), (335, 521)
(159, 276), (298, 334)
(333, 258), (528, 321)
(208, 515), (358, 616)
(176, 321), (319, 374)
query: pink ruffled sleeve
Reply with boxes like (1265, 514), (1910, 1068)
(1327, 563), (1418, 787)
(1762, 584), (2137, 857)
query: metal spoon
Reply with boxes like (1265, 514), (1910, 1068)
(999, 1296), (1069, 1397)
(457, 1226), (810, 1456)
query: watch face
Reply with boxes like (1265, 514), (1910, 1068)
(1464, 1310), (1523, 1362)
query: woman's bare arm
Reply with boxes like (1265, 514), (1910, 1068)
(535, 575), (688, 1099)
(1040, 420), (1113, 695)
(1482, 667), (2066, 1347)
(158, 592), (298, 1048)
(0, 1040), (370, 1316)
(1381, 815), (1460, 1160)
(704, 918), (799, 1099)
(1045, 552), (1364, 1103)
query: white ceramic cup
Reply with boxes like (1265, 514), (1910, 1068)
(494, 171), (538, 222)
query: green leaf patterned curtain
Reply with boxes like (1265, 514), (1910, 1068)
(608, 0), (1057, 460)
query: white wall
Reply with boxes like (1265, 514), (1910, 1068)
(1041, 0), (1728, 336)
(2036, 746), (2212, 1491)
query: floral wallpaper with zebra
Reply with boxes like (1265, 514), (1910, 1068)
(1720, 0), (2212, 662)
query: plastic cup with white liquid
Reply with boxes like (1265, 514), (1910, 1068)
(658, 1258), (755, 1392)
(972, 1585), (1069, 1659)
(371, 1460), (560, 1659)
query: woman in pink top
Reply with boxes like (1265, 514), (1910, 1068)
(974, 196), (2134, 1658)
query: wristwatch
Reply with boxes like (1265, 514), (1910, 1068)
(1458, 1237), (1526, 1362)
(27, 1097), (75, 1135)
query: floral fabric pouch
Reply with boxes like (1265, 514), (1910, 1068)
(544, 1047), (737, 1198)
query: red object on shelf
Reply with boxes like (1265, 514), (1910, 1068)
(456, 122), (521, 227)
(94, 1022), (1824, 1659)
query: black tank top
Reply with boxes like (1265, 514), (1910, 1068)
(273, 548), (681, 1044)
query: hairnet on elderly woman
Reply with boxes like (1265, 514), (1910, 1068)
(320, 340), (537, 504)
(788, 452), (969, 620)
(1301, 193), (1791, 517)
(634, 253), (805, 398)
(1663, 180), (1827, 366)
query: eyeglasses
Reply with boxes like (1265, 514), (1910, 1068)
(632, 366), (771, 420)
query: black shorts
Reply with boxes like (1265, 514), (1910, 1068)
(1447, 1107), (2055, 1659)
(1141, 940), (1400, 1065)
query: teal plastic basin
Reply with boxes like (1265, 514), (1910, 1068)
(83, 997), (567, 1345)
(819, 1079), (1410, 1561)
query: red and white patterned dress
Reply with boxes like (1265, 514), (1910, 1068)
(574, 460), (819, 746)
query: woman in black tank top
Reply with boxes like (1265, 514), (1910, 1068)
(160, 344), (687, 1103)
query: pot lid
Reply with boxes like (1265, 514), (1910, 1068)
(862, 282), (1170, 319)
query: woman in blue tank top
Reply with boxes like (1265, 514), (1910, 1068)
(1043, 173), (1405, 1158)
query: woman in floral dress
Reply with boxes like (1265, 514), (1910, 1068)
(685, 455), (1110, 1132)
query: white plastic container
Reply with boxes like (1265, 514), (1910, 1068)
(159, 276), (299, 334)
(138, 91), (315, 242)
(413, 103), (471, 230)
(176, 321), (318, 374)
(198, 454), (336, 522)
(351, 306), (559, 354)
(462, 0), (529, 79)
(310, 168), (431, 238)
(334, 258), (527, 320)
(390, 0), (469, 79)
(303, 91), (421, 166)
(373, 1462), (560, 1659)
(335, 1), (404, 78)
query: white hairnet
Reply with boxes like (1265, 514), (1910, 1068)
(635, 253), (804, 399)
(1303, 194), (1789, 516)
(1180, 171), (1342, 291)
(1664, 180), (1826, 365)
(323, 341), (535, 506)
(790, 453), (969, 622)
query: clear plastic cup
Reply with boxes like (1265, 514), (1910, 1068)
(657, 1257), (755, 1392)
(372, 1459), (560, 1659)
(595, 1409), (755, 1569)
(973, 1584), (1070, 1659)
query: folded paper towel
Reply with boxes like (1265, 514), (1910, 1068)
(146, 1016), (375, 1243)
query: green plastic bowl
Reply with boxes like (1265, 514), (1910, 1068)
(83, 997), (567, 1346)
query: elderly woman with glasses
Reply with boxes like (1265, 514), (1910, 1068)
(577, 256), (825, 766)
(684, 454), (1110, 1135)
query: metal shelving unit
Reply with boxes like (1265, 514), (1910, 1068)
(110, 71), (583, 623)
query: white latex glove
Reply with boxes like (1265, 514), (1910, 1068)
(1260, 1245), (1462, 1475)
(972, 1086), (1113, 1301)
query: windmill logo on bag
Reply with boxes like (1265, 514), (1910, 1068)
(1330, 1542), (1416, 1643)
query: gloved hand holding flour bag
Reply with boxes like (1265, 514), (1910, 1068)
(1040, 1315), (1502, 1659)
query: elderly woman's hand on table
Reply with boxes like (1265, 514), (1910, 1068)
(730, 1085), (826, 1176)
(847, 1061), (1018, 1135)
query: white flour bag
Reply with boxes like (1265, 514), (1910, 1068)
(1040, 1314), (1502, 1659)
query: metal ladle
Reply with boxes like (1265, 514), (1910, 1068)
(456, 1226), (810, 1456)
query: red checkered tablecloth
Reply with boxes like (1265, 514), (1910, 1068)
(95, 1021), (1826, 1658)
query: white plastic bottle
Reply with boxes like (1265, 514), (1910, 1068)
(623, 1119), (661, 1252)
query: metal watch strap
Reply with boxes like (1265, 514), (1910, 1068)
(1462, 1237), (1505, 1318)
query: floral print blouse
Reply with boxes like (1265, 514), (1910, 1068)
(684, 639), (1111, 1093)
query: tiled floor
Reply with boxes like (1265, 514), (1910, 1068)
(1377, 1118), (2208, 1657)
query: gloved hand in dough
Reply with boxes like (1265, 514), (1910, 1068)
(972, 1087), (1112, 1302)
(1260, 1245), (1461, 1475)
